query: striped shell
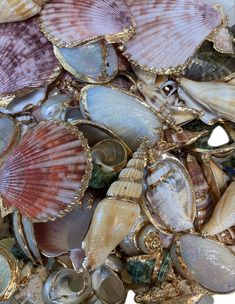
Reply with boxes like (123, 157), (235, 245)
(0, 17), (61, 97)
(0, 0), (44, 23)
(0, 121), (92, 222)
(122, 0), (222, 73)
(40, 0), (134, 47)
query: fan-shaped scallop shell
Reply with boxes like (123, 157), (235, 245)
(0, 0), (44, 23)
(40, 0), (135, 47)
(0, 121), (92, 222)
(122, 0), (222, 73)
(0, 17), (61, 96)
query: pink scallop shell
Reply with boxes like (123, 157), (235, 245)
(39, 0), (135, 47)
(122, 0), (222, 73)
(0, 17), (61, 96)
(0, 121), (92, 222)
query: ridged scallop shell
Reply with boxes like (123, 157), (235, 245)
(202, 181), (235, 235)
(0, 121), (92, 222)
(0, 0), (44, 23)
(0, 17), (61, 97)
(40, 0), (134, 47)
(170, 234), (235, 293)
(122, 0), (221, 73)
(144, 152), (196, 233)
(83, 144), (147, 270)
(178, 78), (235, 122)
(79, 85), (162, 151)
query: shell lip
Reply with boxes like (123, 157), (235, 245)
(172, 233), (235, 294)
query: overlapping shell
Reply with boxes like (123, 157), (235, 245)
(0, 17), (61, 97)
(40, 0), (135, 47)
(0, 121), (92, 222)
(122, 0), (222, 73)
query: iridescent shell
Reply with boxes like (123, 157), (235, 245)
(171, 234), (235, 293)
(143, 152), (196, 234)
(39, 94), (70, 121)
(0, 121), (92, 222)
(0, 18), (61, 97)
(0, 0), (44, 23)
(122, 0), (221, 73)
(54, 40), (118, 83)
(40, 0), (134, 47)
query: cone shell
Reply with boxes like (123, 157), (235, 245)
(178, 78), (235, 122)
(0, 17), (61, 97)
(0, 121), (92, 222)
(122, 0), (222, 73)
(40, 0), (135, 47)
(83, 144), (147, 270)
(0, 0), (44, 23)
(202, 181), (235, 235)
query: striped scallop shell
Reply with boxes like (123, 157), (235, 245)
(0, 17), (61, 96)
(122, 0), (222, 73)
(40, 0), (134, 47)
(0, 0), (44, 23)
(0, 121), (92, 222)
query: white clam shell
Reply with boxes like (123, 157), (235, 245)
(79, 85), (162, 151)
(171, 234), (235, 293)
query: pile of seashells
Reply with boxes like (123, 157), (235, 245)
(0, 0), (235, 303)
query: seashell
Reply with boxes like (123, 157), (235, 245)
(202, 181), (235, 235)
(197, 294), (214, 304)
(131, 65), (157, 86)
(122, 0), (222, 74)
(0, 245), (19, 301)
(83, 143), (147, 270)
(79, 85), (162, 151)
(0, 18), (61, 97)
(157, 250), (172, 283)
(206, 0), (235, 27)
(209, 26), (234, 54)
(216, 226), (235, 245)
(0, 121), (92, 222)
(0, 0), (44, 23)
(43, 268), (92, 304)
(184, 40), (235, 82)
(170, 234), (235, 293)
(33, 191), (100, 258)
(64, 107), (84, 122)
(178, 78), (235, 122)
(185, 154), (214, 231)
(201, 157), (229, 204)
(0, 114), (19, 160)
(54, 40), (118, 83)
(89, 139), (128, 189)
(119, 214), (161, 256)
(91, 265), (126, 303)
(143, 152), (196, 234)
(40, 0), (135, 47)
(105, 254), (124, 273)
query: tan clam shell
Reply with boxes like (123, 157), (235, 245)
(202, 181), (235, 235)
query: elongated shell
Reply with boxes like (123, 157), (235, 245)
(0, 121), (92, 222)
(0, 0), (43, 23)
(202, 181), (235, 235)
(122, 0), (221, 74)
(54, 40), (118, 83)
(0, 18), (61, 97)
(40, 0), (134, 47)
(144, 153), (196, 233)
(178, 78), (235, 122)
(83, 144), (147, 270)
(79, 85), (162, 151)
(170, 234), (235, 293)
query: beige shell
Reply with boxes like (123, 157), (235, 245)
(202, 181), (235, 235)
(0, 0), (44, 23)
(178, 78), (235, 122)
(83, 143), (147, 270)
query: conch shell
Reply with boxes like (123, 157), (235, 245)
(83, 143), (147, 270)
(202, 181), (235, 235)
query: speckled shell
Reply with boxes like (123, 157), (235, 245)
(122, 0), (222, 73)
(0, 121), (92, 222)
(40, 0), (134, 47)
(0, 18), (61, 96)
(0, 0), (44, 23)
